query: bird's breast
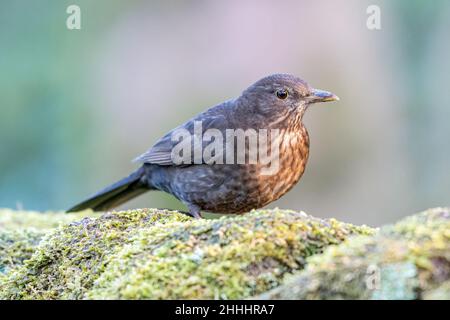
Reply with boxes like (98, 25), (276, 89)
(256, 125), (310, 205)
(150, 124), (310, 214)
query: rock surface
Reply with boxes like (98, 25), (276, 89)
(0, 207), (448, 300)
(0, 208), (371, 299)
(258, 207), (450, 300)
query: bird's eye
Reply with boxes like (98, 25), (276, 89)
(276, 89), (288, 100)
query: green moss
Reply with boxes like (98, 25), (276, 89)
(0, 229), (45, 281)
(0, 208), (191, 299)
(0, 208), (371, 300)
(0, 209), (100, 284)
(3, 207), (448, 300)
(258, 207), (450, 300)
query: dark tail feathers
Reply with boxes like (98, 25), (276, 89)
(67, 167), (148, 212)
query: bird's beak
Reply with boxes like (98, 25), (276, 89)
(308, 88), (340, 104)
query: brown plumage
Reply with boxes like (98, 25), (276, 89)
(68, 74), (339, 218)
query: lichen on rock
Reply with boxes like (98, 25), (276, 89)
(0, 208), (372, 300)
(2, 207), (447, 300)
(0, 208), (191, 299)
(0, 229), (45, 281)
(258, 207), (450, 300)
(0, 209), (100, 282)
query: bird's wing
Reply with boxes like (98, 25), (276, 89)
(134, 106), (232, 166)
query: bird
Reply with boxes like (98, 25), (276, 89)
(68, 74), (339, 218)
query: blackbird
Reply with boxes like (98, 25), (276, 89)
(68, 74), (339, 218)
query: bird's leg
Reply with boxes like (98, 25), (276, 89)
(154, 207), (196, 218)
(187, 204), (203, 219)
(156, 205), (202, 219)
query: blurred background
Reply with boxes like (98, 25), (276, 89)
(1, 0), (449, 226)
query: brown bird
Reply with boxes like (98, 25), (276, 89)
(68, 74), (339, 218)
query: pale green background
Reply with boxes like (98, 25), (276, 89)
(1, 1), (449, 225)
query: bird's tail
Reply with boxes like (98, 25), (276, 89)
(67, 167), (148, 212)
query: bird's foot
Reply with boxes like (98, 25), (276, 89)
(154, 205), (203, 219)
(187, 204), (203, 219)
(155, 208), (195, 218)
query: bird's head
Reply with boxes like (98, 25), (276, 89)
(239, 73), (339, 122)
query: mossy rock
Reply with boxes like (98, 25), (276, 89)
(422, 280), (450, 300)
(0, 229), (45, 282)
(258, 207), (450, 300)
(0, 209), (100, 281)
(0, 208), (372, 299)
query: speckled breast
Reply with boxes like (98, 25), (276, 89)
(189, 126), (310, 214)
(255, 126), (310, 207)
